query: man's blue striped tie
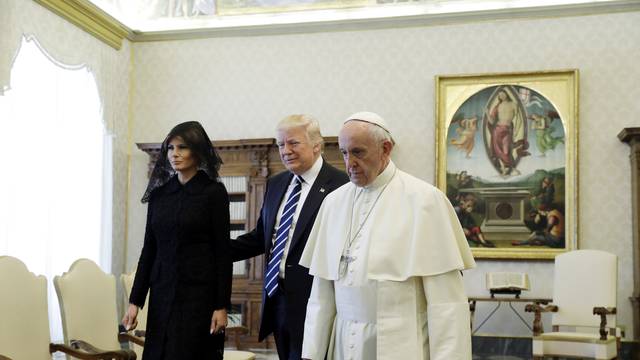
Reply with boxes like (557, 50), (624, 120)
(264, 176), (303, 297)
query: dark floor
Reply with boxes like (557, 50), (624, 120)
(246, 336), (640, 359)
(472, 335), (639, 360)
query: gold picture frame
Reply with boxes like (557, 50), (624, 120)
(435, 70), (578, 260)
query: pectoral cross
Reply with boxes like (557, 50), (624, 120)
(339, 251), (357, 277)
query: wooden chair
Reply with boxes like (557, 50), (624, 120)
(0, 256), (127, 360)
(54, 259), (141, 359)
(120, 271), (256, 360)
(224, 326), (255, 360)
(525, 249), (619, 359)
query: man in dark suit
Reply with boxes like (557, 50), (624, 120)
(231, 114), (349, 360)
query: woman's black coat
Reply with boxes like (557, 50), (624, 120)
(130, 171), (232, 359)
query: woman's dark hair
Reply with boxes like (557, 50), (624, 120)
(141, 121), (222, 203)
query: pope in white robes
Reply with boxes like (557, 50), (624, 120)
(300, 112), (476, 360)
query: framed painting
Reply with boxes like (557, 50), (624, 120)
(435, 70), (578, 259)
(216, 0), (368, 16)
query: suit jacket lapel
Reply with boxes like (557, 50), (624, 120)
(289, 161), (333, 252)
(264, 172), (293, 254)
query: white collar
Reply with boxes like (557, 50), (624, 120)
(362, 160), (396, 190)
(296, 156), (323, 185)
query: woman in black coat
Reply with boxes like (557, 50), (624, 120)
(123, 121), (232, 359)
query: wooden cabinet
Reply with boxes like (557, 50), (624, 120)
(137, 137), (344, 349)
(619, 127), (640, 341)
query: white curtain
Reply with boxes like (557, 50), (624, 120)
(0, 36), (112, 342)
(0, 0), (128, 134)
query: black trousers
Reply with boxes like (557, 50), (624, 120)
(271, 280), (303, 360)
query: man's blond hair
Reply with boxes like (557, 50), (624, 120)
(277, 114), (324, 150)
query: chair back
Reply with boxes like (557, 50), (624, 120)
(54, 259), (121, 351)
(121, 271), (148, 358)
(552, 249), (617, 328)
(0, 256), (52, 360)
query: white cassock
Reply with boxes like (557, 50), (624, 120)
(300, 161), (476, 360)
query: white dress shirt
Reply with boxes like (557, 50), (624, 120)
(273, 156), (323, 278)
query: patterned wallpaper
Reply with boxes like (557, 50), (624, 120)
(111, 40), (131, 291)
(128, 11), (640, 337)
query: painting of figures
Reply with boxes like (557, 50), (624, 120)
(217, 0), (367, 15)
(436, 71), (578, 259)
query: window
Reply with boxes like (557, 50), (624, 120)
(0, 36), (112, 342)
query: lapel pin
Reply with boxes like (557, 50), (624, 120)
(320, 188), (326, 193)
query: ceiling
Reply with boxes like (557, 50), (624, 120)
(32, 0), (638, 49)
(87, 0), (632, 34)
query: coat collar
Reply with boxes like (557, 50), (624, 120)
(289, 160), (336, 251)
(163, 170), (211, 195)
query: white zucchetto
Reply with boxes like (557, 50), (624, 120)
(344, 111), (392, 134)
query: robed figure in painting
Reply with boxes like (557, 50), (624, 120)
(529, 113), (564, 156)
(450, 115), (478, 158)
(484, 86), (529, 176)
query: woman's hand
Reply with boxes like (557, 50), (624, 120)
(210, 308), (228, 335)
(122, 304), (139, 331)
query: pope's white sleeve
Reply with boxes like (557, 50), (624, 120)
(302, 275), (336, 359)
(422, 270), (472, 360)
